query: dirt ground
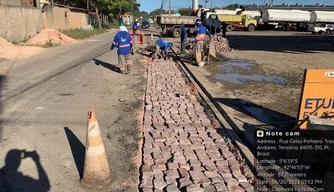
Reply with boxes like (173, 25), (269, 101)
(169, 31), (334, 128)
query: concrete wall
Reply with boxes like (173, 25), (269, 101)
(44, 7), (88, 30)
(0, 5), (44, 41)
(0, 0), (21, 6)
(0, 5), (88, 41)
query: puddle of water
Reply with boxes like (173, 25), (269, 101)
(221, 60), (254, 73)
(215, 73), (287, 85)
(212, 60), (288, 85)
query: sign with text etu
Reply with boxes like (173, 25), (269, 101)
(298, 69), (334, 129)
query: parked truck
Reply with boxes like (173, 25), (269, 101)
(216, 14), (257, 32)
(308, 11), (334, 32)
(261, 9), (311, 31)
(157, 8), (221, 38)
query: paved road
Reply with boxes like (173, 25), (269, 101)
(0, 31), (146, 191)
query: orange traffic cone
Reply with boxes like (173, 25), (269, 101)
(81, 111), (111, 189)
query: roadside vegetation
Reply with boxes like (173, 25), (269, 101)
(61, 27), (107, 40)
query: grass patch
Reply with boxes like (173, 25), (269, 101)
(42, 40), (59, 48)
(61, 27), (107, 40)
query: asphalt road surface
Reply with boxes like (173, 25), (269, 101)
(0, 31), (146, 191)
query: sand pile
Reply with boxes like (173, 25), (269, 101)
(26, 29), (77, 45)
(0, 37), (44, 60)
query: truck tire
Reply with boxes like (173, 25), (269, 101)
(248, 24), (255, 32)
(172, 28), (181, 38)
(226, 25), (233, 32)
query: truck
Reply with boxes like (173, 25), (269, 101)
(308, 11), (334, 32)
(157, 8), (221, 38)
(261, 9), (311, 31)
(311, 24), (334, 35)
(216, 14), (257, 32)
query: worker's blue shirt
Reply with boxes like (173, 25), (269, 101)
(181, 25), (187, 42)
(111, 31), (133, 55)
(132, 23), (139, 35)
(155, 39), (172, 55)
(194, 24), (211, 42)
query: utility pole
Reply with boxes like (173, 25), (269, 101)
(169, 0), (171, 15)
(211, 0), (213, 9)
(87, 0), (89, 10)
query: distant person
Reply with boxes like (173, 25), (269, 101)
(111, 26), (133, 74)
(222, 22), (227, 37)
(152, 38), (173, 61)
(132, 19), (140, 53)
(194, 20), (211, 66)
(0, 150), (50, 192)
(180, 24), (187, 55)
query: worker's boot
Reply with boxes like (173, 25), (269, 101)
(127, 65), (132, 74)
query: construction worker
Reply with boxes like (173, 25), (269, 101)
(111, 26), (133, 74)
(222, 22), (227, 37)
(132, 19), (140, 53)
(152, 38), (173, 61)
(194, 19), (211, 66)
(180, 23), (187, 55)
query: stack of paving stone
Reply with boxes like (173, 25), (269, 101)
(140, 58), (254, 192)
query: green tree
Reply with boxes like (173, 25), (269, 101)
(178, 7), (192, 16)
(224, 3), (239, 10)
(53, 0), (140, 28)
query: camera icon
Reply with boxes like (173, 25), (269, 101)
(257, 130), (264, 138)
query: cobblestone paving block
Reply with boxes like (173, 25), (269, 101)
(210, 176), (224, 184)
(167, 162), (179, 170)
(232, 186), (246, 192)
(178, 176), (193, 188)
(179, 163), (191, 170)
(189, 171), (206, 180)
(140, 177), (153, 188)
(240, 182), (255, 192)
(178, 168), (190, 178)
(186, 184), (205, 192)
(142, 171), (154, 179)
(165, 184), (180, 192)
(204, 165), (218, 172)
(202, 183), (217, 192)
(204, 171), (221, 178)
(233, 172), (248, 183)
(225, 177), (240, 188)
(141, 164), (151, 172)
(163, 169), (179, 178)
(193, 177), (211, 185)
(141, 187), (154, 192)
(214, 182), (228, 191)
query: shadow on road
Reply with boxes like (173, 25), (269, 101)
(215, 98), (296, 130)
(227, 34), (334, 53)
(64, 127), (85, 178)
(0, 149), (50, 192)
(93, 59), (120, 73)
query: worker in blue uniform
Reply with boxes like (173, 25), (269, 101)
(111, 26), (133, 74)
(180, 24), (187, 55)
(152, 38), (173, 61)
(132, 19), (140, 53)
(194, 19), (211, 66)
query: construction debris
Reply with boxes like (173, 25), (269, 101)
(185, 35), (234, 55)
(26, 29), (77, 46)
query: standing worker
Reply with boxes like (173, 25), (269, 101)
(132, 19), (140, 53)
(180, 23), (187, 55)
(222, 22), (227, 37)
(152, 38), (173, 61)
(111, 26), (133, 74)
(194, 19), (211, 67)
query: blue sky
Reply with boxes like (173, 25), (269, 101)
(137, 0), (334, 12)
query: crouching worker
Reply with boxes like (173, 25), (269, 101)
(152, 38), (173, 61)
(111, 26), (133, 74)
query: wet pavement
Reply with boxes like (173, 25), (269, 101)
(139, 58), (253, 191)
(210, 60), (288, 85)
